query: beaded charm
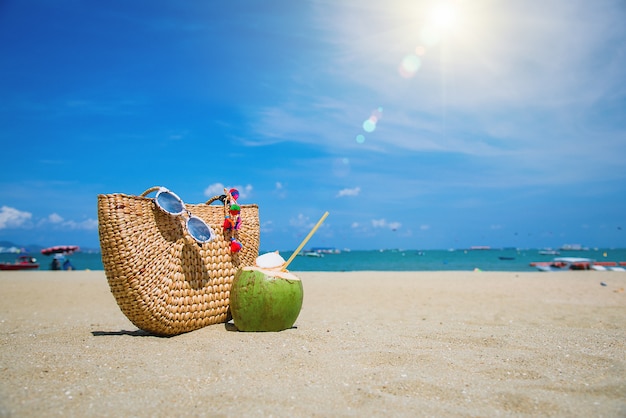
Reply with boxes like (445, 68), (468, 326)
(223, 215), (235, 230)
(224, 187), (243, 252)
(230, 238), (242, 253)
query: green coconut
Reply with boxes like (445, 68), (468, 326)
(230, 266), (303, 332)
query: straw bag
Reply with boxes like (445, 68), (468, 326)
(97, 187), (260, 336)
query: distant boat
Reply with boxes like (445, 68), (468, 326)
(0, 255), (40, 270)
(299, 250), (323, 258)
(539, 249), (560, 255)
(310, 247), (341, 254)
(559, 244), (588, 251)
(498, 256), (515, 260)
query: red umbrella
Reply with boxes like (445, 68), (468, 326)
(41, 245), (80, 256)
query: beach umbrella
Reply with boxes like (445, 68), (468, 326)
(41, 245), (79, 256)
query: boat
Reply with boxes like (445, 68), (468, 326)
(531, 257), (626, 272)
(531, 257), (593, 271)
(538, 249), (560, 255)
(299, 250), (323, 257)
(533, 257), (592, 271)
(41, 245), (79, 256)
(310, 247), (341, 254)
(532, 257), (615, 272)
(587, 261), (626, 271)
(559, 244), (588, 251)
(0, 255), (40, 270)
(498, 256), (515, 260)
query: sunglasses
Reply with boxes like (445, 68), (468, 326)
(153, 187), (216, 244)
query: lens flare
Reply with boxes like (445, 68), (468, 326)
(356, 107), (383, 141)
(398, 54), (421, 78)
(362, 118), (376, 133)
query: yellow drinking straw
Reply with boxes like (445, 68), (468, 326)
(281, 211), (329, 271)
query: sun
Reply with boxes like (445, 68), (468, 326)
(417, 2), (462, 47)
(429, 2), (458, 32)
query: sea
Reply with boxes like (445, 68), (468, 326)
(3, 248), (626, 272)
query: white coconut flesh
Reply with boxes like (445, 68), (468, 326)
(255, 251), (286, 269)
(240, 265), (301, 281)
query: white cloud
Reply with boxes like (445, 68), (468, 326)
(337, 187), (361, 197)
(237, 184), (253, 199)
(274, 182), (287, 199)
(0, 206), (32, 229)
(261, 220), (274, 233)
(372, 219), (387, 228)
(290, 213), (311, 229)
(48, 213), (64, 223)
(63, 219), (98, 230)
(420, 224), (430, 230)
(204, 182), (226, 197)
(168, 129), (189, 141)
(204, 183), (253, 200)
(41, 213), (98, 230)
(388, 222), (401, 231)
(372, 218), (402, 231)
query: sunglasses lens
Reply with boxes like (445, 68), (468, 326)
(187, 217), (214, 243)
(156, 192), (184, 215)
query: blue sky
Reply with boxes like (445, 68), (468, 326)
(1, 0), (625, 251)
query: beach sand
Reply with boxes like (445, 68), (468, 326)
(1, 270), (625, 417)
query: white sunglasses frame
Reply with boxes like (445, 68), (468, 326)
(153, 187), (216, 244)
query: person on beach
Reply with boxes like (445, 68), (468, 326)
(62, 259), (73, 270)
(51, 257), (61, 270)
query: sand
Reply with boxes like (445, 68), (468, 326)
(0, 270), (625, 417)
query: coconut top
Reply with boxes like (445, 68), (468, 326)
(255, 251), (286, 269)
(240, 265), (300, 281)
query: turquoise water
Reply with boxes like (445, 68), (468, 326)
(283, 248), (626, 272)
(2, 248), (626, 272)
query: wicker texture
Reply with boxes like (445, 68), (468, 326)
(97, 191), (259, 336)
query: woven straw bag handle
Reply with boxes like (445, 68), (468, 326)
(205, 195), (227, 205)
(139, 187), (226, 206)
(140, 186), (162, 197)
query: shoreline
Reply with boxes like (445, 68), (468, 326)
(6, 247), (626, 274)
(1, 271), (625, 417)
